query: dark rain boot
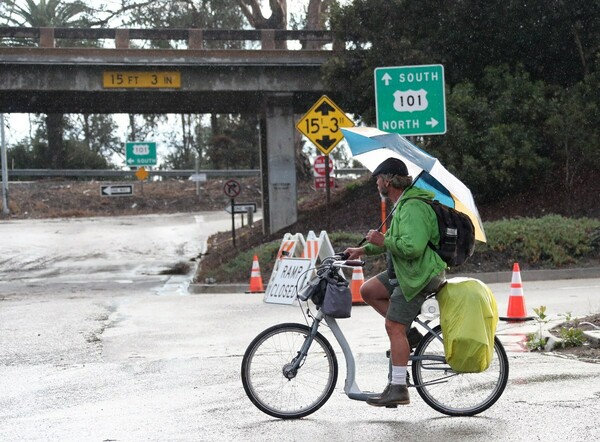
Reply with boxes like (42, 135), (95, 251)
(366, 384), (410, 407)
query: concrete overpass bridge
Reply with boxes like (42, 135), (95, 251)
(0, 27), (344, 234)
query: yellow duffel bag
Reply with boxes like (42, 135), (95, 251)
(436, 277), (499, 373)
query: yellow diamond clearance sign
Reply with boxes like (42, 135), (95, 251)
(296, 96), (354, 155)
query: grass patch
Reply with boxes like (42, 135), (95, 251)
(474, 215), (600, 267)
(197, 215), (600, 283)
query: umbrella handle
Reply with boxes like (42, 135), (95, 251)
(356, 202), (397, 247)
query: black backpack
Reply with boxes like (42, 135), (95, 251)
(410, 198), (476, 267)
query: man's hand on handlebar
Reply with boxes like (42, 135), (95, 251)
(343, 247), (365, 260)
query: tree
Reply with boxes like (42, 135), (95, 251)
(323, 0), (600, 203)
(201, 114), (260, 169)
(113, 0), (245, 44)
(0, 0), (91, 27)
(236, 1), (334, 48)
(0, 0), (95, 168)
(66, 113), (122, 162)
(300, 0), (334, 49)
(544, 75), (600, 209)
(325, 0), (600, 120)
(162, 114), (204, 170)
(237, 0), (287, 35)
(8, 114), (112, 169)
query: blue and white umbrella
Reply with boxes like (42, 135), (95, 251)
(342, 126), (486, 242)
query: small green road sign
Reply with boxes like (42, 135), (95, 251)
(374, 64), (446, 136)
(126, 141), (157, 166)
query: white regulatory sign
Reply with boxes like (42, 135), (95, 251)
(264, 258), (312, 305)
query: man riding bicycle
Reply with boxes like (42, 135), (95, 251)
(344, 157), (446, 407)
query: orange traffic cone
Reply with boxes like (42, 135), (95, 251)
(499, 263), (534, 321)
(247, 255), (265, 293)
(350, 267), (366, 305)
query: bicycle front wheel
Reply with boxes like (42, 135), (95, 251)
(412, 325), (509, 416)
(241, 323), (338, 419)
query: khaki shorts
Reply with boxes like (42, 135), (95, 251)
(376, 270), (446, 325)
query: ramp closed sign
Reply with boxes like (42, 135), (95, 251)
(264, 258), (312, 305)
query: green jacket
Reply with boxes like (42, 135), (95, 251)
(364, 186), (447, 301)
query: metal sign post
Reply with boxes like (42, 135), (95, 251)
(0, 113), (8, 216)
(223, 179), (242, 247)
(313, 155), (335, 229)
(297, 97), (352, 231)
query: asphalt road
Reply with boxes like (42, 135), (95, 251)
(1, 213), (599, 441)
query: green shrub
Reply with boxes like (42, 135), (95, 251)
(526, 305), (549, 351)
(478, 215), (600, 267)
(559, 326), (586, 348)
(199, 215), (599, 283)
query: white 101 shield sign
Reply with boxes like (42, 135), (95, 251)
(133, 144), (150, 155)
(393, 89), (429, 112)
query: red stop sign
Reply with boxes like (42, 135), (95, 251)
(313, 155), (334, 176)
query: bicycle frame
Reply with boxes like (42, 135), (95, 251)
(313, 311), (445, 401)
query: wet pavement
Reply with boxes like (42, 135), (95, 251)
(1, 213), (599, 441)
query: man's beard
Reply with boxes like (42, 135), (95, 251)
(378, 184), (389, 199)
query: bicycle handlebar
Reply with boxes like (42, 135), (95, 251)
(332, 259), (365, 268)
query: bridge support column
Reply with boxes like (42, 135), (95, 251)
(260, 93), (297, 236)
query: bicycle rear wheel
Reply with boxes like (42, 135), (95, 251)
(241, 323), (338, 419)
(412, 325), (509, 416)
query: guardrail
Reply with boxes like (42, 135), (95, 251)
(7, 168), (368, 179)
(8, 169), (259, 178)
(0, 26), (340, 51)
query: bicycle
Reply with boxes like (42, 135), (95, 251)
(241, 254), (509, 419)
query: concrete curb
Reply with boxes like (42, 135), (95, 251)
(583, 330), (600, 345)
(450, 266), (600, 284)
(189, 283), (248, 294)
(544, 328), (600, 351)
(188, 267), (600, 294)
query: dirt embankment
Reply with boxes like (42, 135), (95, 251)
(2, 178), (262, 219)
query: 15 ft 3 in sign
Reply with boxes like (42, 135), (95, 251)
(296, 96), (354, 155)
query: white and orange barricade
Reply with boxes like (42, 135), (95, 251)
(265, 231), (338, 305)
(265, 233), (306, 303)
(301, 230), (320, 264)
(276, 233), (303, 259)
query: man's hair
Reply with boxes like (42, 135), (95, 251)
(379, 173), (413, 190)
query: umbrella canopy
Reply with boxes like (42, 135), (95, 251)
(341, 126), (486, 242)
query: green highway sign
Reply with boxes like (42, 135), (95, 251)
(374, 64), (446, 136)
(126, 141), (157, 166)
